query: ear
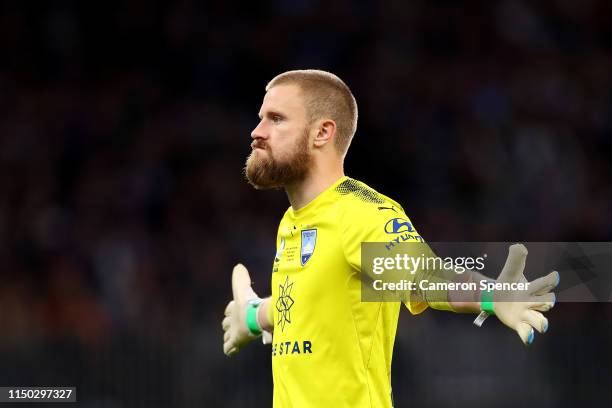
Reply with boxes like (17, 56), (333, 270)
(313, 119), (337, 148)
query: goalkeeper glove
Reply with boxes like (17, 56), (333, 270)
(475, 244), (558, 345)
(222, 264), (270, 356)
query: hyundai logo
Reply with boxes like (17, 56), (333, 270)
(384, 218), (414, 234)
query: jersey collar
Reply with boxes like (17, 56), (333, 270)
(288, 176), (349, 220)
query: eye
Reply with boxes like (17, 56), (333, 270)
(272, 115), (282, 124)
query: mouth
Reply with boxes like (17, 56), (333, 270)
(251, 142), (267, 151)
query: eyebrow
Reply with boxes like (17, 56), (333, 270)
(258, 110), (286, 120)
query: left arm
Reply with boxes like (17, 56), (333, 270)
(447, 269), (491, 313)
(444, 244), (558, 345)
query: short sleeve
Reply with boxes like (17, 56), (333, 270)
(339, 202), (430, 315)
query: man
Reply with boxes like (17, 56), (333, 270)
(221, 70), (558, 407)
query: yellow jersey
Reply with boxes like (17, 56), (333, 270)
(270, 176), (428, 407)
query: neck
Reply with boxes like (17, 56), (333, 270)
(285, 162), (344, 211)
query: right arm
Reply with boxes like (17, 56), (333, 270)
(222, 264), (273, 356)
(257, 297), (274, 333)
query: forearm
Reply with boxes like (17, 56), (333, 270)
(417, 244), (557, 346)
(257, 297), (274, 332)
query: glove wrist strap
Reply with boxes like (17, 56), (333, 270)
(246, 299), (263, 336)
(481, 288), (495, 315)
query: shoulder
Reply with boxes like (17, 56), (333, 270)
(334, 177), (414, 236)
(334, 178), (423, 258)
(334, 177), (405, 218)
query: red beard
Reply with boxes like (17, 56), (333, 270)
(245, 130), (311, 189)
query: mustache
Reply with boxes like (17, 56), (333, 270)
(251, 140), (267, 150)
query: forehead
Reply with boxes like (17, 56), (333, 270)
(260, 84), (306, 117)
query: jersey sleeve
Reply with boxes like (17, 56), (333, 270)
(339, 199), (432, 315)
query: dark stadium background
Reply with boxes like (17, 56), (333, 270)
(0, 0), (611, 407)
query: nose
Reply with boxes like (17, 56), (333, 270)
(251, 120), (267, 140)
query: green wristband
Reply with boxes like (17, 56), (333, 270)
(481, 288), (495, 315)
(246, 299), (263, 336)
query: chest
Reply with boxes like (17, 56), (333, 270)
(271, 218), (346, 290)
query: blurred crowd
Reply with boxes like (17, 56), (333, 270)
(0, 0), (610, 406)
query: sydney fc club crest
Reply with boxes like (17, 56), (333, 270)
(300, 229), (317, 265)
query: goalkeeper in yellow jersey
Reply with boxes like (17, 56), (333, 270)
(221, 70), (559, 407)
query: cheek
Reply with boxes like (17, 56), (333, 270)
(268, 134), (288, 153)
(276, 139), (300, 159)
(271, 128), (307, 158)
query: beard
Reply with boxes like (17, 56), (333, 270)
(245, 128), (312, 190)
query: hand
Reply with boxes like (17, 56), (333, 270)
(493, 244), (558, 345)
(222, 264), (260, 356)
